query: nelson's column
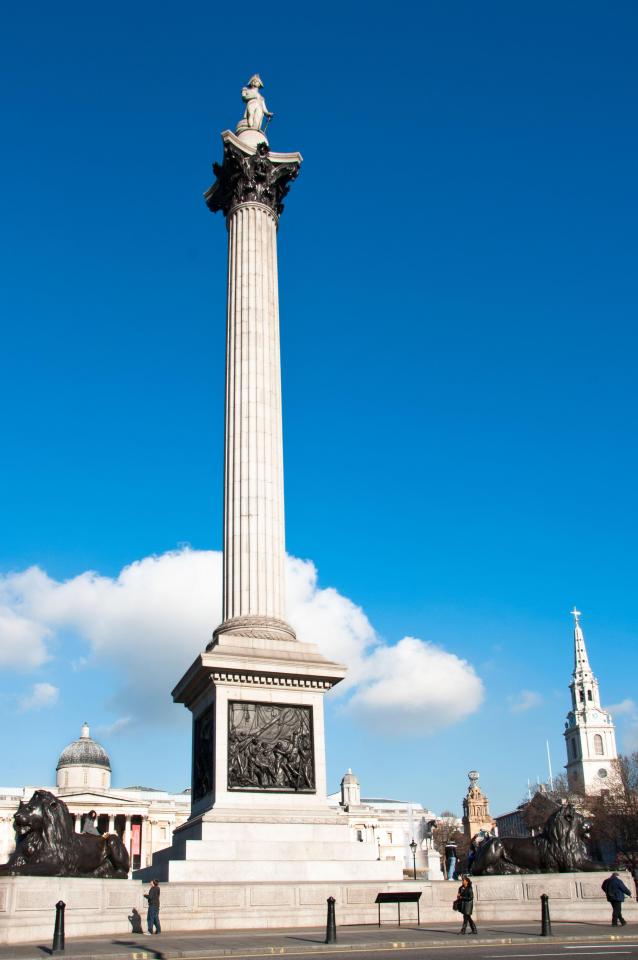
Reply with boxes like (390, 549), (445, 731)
(139, 78), (402, 885)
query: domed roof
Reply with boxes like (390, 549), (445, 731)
(341, 768), (359, 784)
(56, 722), (111, 771)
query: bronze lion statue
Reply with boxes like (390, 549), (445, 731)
(0, 790), (130, 879)
(471, 802), (604, 875)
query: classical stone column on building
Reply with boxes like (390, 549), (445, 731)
(148, 818), (158, 858)
(0, 817), (12, 862)
(108, 815), (115, 834)
(139, 818), (147, 868)
(123, 815), (132, 877)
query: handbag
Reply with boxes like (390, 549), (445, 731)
(452, 898), (461, 912)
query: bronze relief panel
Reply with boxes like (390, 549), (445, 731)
(228, 701), (315, 793)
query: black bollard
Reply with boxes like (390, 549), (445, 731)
(541, 893), (552, 937)
(52, 900), (66, 954)
(325, 896), (337, 944)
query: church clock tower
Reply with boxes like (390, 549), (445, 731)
(564, 608), (617, 794)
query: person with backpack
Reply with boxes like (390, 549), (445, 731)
(602, 872), (632, 926)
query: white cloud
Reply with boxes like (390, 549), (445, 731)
(343, 636), (484, 733)
(0, 599), (51, 669)
(607, 699), (637, 717)
(623, 721), (638, 753)
(94, 717), (133, 737)
(606, 700), (638, 753)
(19, 682), (59, 712)
(0, 548), (484, 734)
(286, 555), (378, 691)
(508, 689), (543, 714)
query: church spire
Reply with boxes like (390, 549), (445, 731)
(572, 607), (592, 677)
(564, 608), (618, 794)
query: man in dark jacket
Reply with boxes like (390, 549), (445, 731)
(602, 872), (631, 926)
(144, 879), (161, 934)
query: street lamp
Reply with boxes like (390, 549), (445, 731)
(409, 838), (417, 880)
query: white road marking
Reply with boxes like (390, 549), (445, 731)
(483, 953), (633, 958)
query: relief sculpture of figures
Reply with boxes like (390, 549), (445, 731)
(236, 74), (273, 133)
(193, 709), (214, 802)
(228, 702), (315, 793)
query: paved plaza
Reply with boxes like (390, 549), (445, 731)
(1, 920), (637, 960)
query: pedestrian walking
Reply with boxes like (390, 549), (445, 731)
(144, 879), (161, 934)
(456, 875), (478, 934)
(602, 872), (631, 927)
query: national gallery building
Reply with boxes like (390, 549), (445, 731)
(0, 723), (190, 874)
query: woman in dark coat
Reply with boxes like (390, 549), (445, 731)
(457, 875), (477, 934)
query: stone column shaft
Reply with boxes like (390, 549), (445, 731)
(205, 133), (301, 646)
(223, 202), (286, 627)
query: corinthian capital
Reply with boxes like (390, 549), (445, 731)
(205, 136), (300, 218)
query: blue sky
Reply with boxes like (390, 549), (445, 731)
(1, 0), (637, 816)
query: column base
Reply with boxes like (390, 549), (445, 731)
(209, 616), (296, 647)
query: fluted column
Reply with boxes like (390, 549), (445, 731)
(223, 201), (286, 626)
(206, 133), (301, 645)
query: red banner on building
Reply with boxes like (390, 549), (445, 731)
(131, 822), (140, 856)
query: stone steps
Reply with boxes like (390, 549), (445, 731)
(160, 857), (405, 883)
(178, 839), (382, 861)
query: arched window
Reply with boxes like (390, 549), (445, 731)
(594, 734), (604, 756)
(587, 690), (593, 701)
(579, 690), (585, 702)
(356, 829), (363, 842)
(570, 739), (577, 760)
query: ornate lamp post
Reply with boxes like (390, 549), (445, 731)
(409, 838), (418, 880)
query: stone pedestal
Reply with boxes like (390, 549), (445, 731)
(137, 632), (399, 882)
(424, 848), (444, 880)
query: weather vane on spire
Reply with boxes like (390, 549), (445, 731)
(571, 607), (581, 626)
